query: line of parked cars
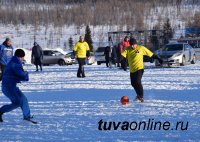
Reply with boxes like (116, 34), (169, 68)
(95, 42), (197, 67)
(94, 46), (154, 65)
(18, 42), (198, 67)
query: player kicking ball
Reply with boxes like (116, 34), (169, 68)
(121, 38), (163, 102)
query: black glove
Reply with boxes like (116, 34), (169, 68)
(73, 50), (76, 56)
(152, 54), (163, 65)
(86, 50), (90, 57)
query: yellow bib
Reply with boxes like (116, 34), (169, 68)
(73, 41), (90, 58)
(121, 45), (153, 73)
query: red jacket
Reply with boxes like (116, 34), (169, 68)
(119, 40), (130, 53)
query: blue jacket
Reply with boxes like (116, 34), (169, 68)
(0, 42), (14, 65)
(2, 56), (29, 87)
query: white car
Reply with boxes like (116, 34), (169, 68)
(95, 47), (106, 65)
(87, 52), (95, 65)
(39, 49), (74, 66)
(72, 52), (95, 65)
(155, 43), (196, 66)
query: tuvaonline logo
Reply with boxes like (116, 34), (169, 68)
(98, 119), (189, 131)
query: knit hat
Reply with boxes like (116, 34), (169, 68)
(14, 49), (25, 57)
(129, 38), (137, 45)
(34, 42), (38, 46)
(5, 37), (10, 42)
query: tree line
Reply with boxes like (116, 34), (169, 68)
(0, 0), (199, 29)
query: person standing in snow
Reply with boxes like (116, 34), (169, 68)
(120, 36), (130, 71)
(111, 46), (117, 67)
(104, 46), (111, 67)
(31, 42), (43, 72)
(0, 49), (36, 123)
(116, 43), (121, 67)
(73, 36), (90, 78)
(121, 38), (163, 102)
(0, 38), (14, 81)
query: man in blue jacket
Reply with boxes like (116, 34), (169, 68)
(0, 49), (36, 124)
(0, 38), (14, 81)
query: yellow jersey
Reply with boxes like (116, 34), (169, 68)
(121, 45), (153, 73)
(73, 41), (90, 58)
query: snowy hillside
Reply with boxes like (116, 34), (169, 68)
(0, 62), (199, 141)
(0, 24), (111, 50)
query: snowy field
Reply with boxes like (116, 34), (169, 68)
(0, 62), (200, 142)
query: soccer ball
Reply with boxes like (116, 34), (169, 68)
(121, 96), (129, 105)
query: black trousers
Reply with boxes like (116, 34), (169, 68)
(105, 57), (110, 67)
(121, 58), (127, 71)
(35, 57), (42, 71)
(116, 57), (121, 67)
(0, 64), (6, 81)
(130, 69), (144, 98)
(77, 58), (86, 77)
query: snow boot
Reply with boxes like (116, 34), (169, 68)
(135, 96), (144, 103)
(24, 116), (37, 124)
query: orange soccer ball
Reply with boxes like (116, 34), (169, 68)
(121, 96), (129, 105)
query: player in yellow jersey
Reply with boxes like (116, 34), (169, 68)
(121, 38), (163, 102)
(73, 36), (90, 78)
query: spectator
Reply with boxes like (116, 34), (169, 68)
(104, 46), (111, 67)
(31, 42), (43, 72)
(0, 38), (14, 81)
(111, 46), (117, 67)
(120, 36), (130, 71)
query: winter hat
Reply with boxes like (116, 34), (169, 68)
(14, 49), (25, 57)
(129, 38), (137, 45)
(5, 37), (10, 42)
(34, 42), (38, 46)
(124, 36), (129, 41)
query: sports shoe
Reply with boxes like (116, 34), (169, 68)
(134, 96), (144, 103)
(24, 116), (37, 124)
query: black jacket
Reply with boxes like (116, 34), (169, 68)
(32, 45), (43, 59)
(104, 46), (111, 60)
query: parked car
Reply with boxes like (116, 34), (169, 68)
(155, 43), (196, 66)
(40, 49), (74, 66)
(73, 51), (95, 65)
(87, 52), (95, 65)
(95, 47), (106, 65)
(65, 51), (76, 64)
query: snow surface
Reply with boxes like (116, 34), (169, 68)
(0, 62), (200, 142)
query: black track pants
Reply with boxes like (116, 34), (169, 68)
(130, 69), (144, 98)
(77, 58), (86, 77)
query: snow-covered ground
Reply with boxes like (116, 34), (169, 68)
(0, 62), (200, 141)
